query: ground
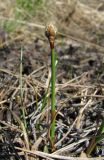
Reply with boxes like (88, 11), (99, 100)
(0, 0), (104, 160)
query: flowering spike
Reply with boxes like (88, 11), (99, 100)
(45, 23), (57, 49)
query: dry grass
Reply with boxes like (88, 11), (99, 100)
(0, 0), (104, 159)
(0, 0), (104, 50)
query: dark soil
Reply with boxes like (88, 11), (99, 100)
(0, 29), (104, 159)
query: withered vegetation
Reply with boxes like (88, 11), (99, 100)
(0, 0), (104, 159)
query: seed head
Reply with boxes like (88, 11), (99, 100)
(45, 23), (57, 39)
(45, 23), (57, 49)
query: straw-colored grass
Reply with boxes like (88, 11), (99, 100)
(0, 0), (104, 159)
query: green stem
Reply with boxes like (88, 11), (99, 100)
(96, 118), (104, 140)
(50, 48), (56, 145)
(86, 118), (104, 155)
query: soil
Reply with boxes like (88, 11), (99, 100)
(0, 1), (104, 160)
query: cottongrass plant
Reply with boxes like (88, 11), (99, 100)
(45, 23), (57, 150)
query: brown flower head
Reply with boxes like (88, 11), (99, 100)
(45, 23), (57, 49)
